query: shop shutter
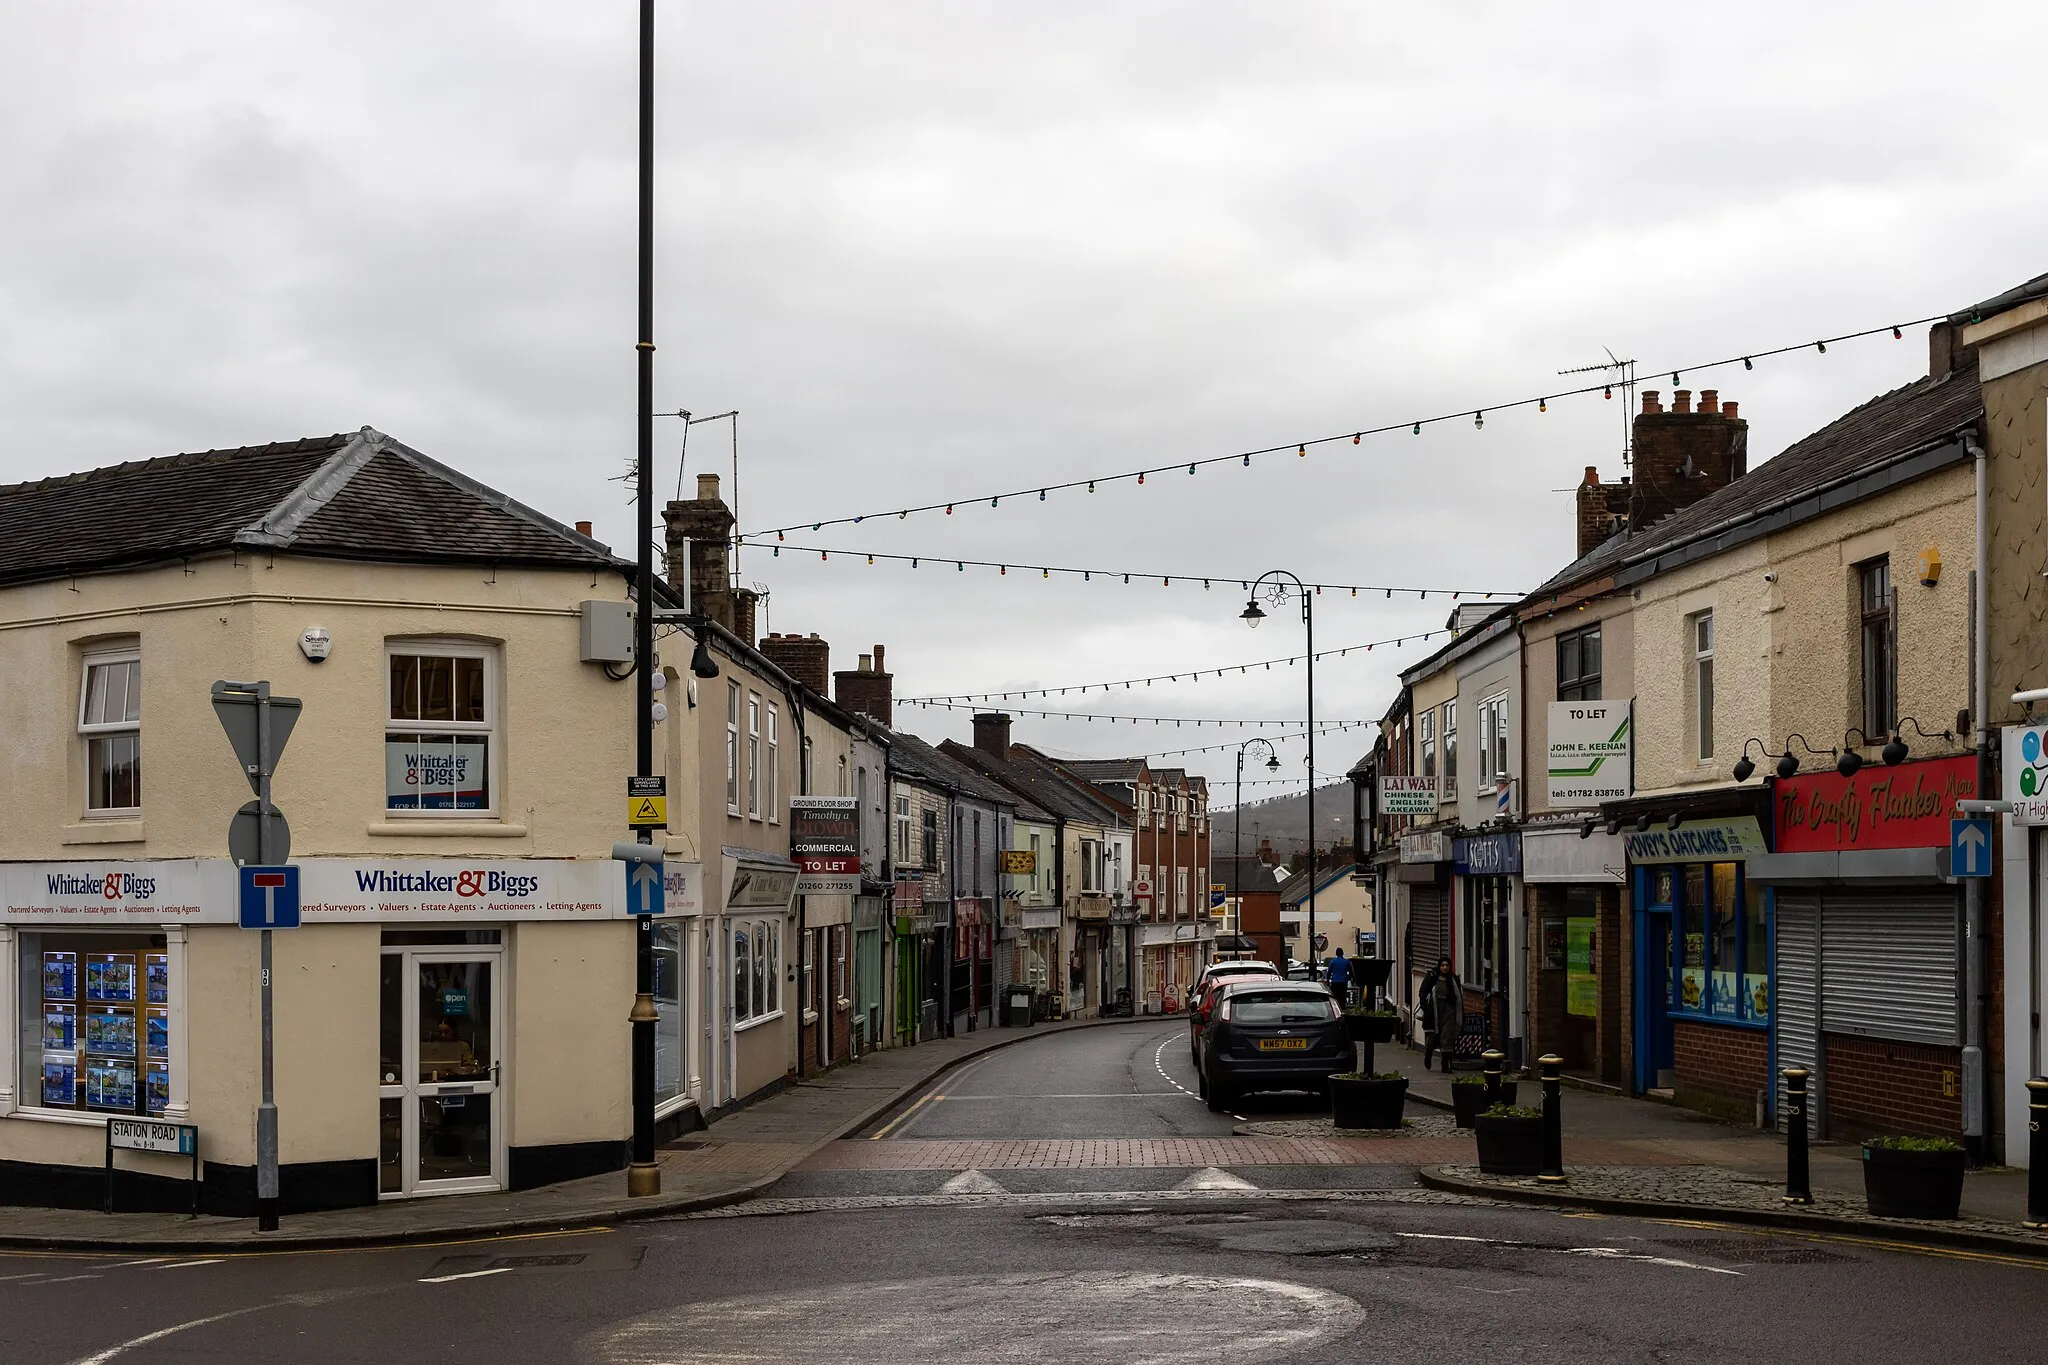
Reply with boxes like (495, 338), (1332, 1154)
(1408, 884), (1447, 974)
(1819, 890), (1961, 1047)
(1773, 892), (1822, 1138)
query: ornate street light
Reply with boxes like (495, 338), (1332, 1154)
(1240, 571), (1316, 971)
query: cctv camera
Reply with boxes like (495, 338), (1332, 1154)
(299, 626), (333, 663)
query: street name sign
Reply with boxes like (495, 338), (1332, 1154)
(109, 1118), (197, 1155)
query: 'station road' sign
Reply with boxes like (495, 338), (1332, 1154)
(109, 1118), (197, 1155)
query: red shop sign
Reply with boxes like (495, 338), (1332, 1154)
(1773, 754), (1976, 853)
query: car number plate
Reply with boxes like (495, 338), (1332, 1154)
(1257, 1037), (1308, 1051)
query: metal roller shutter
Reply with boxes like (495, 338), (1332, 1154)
(1773, 892), (1822, 1137)
(1819, 890), (1961, 1046)
(1408, 884), (1448, 972)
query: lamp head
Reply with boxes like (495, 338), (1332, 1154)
(690, 633), (721, 679)
(1776, 752), (1800, 781)
(1731, 755), (1756, 783)
(1836, 749), (1863, 779)
(1882, 734), (1909, 766)
(1266, 755), (1281, 772)
(1240, 599), (1266, 629)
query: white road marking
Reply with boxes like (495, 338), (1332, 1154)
(939, 1093), (1193, 1100)
(1396, 1232), (1742, 1275)
(64, 1306), (267, 1365)
(418, 1266), (517, 1284)
(157, 1259), (224, 1270)
(0, 1272), (50, 1282)
(1176, 1167), (1258, 1191)
(936, 1170), (1009, 1195)
(1153, 1036), (1199, 1098)
(118, 1258), (172, 1267)
(41, 1275), (101, 1283)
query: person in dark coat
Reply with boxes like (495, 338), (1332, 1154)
(1420, 957), (1464, 1071)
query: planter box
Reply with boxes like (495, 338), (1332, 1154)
(1862, 1144), (1965, 1220)
(1451, 1081), (1519, 1129)
(1473, 1114), (1544, 1175)
(1342, 1013), (1400, 1044)
(1331, 1075), (1408, 1130)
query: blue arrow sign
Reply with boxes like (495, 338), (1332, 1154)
(625, 860), (665, 916)
(238, 865), (301, 929)
(1951, 818), (1992, 879)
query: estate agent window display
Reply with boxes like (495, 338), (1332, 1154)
(20, 930), (173, 1118)
(1645, 862), (1770, 1026)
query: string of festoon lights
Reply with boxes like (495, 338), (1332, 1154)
(1114, 724), (1366, 761)
(897, 699), (1369, 729)
(743, 316), (1943, 540)
(743, 540), (1519, 603)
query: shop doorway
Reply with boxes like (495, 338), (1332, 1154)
(379, 947), (503, 1198)
(1636, 909), (1675, 1092)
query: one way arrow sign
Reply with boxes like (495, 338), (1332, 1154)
(614, 840), (666, 916)
(1951, 818), (1992, 879)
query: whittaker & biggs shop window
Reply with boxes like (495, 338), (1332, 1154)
(79, 649), (142, 815)
(386, 645), (495, 813)
(20, 931), (171, 1116)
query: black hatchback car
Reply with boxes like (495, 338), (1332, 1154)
(1196, 982), (1348, 1110)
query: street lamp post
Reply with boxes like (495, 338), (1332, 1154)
(1233, 737), (1280, 954)
(1240, 571), (1316, 974)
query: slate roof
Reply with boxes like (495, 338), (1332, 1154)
(1214, 854), (1284, 897)
(1954, 270), (2048, 324)
(888, 730), (1042, 816)
(946, 741), (1129, 827)
(1060, 758), (1148, 784)
(0, 428), (617, 588)
(1533, 362), (1982, 598)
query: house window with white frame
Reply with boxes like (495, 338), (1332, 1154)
(895, 795), (912, 865)
(1476, 693), (1509, 788)
(746, 694), (762, 818)
(726, 684), (741, 814)
(1441, 700), (1458, 797)
(1692, 611), (1716, 762)
(765, 704), (780, 819)
(79, 648), (141, 815)
(732, 919), (782, 1026)
(1418, 708), (1436, 779)
(386, 645), (495, 813)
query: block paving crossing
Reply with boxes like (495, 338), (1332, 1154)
(798, 1136), (1687, 1170)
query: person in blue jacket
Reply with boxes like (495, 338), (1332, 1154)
(1324, 947), (1352, 1007)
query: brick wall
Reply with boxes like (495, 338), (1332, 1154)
(1823, 1034), (1964, 1141)
(1672, 1019), (1767, 1121)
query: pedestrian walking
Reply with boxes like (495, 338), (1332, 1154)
(1420, 957), (1463, 1071)
(1324, 947), (1352, 1008)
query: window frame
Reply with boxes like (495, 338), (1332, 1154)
(383, 641), (498, 818)
(78, 647), (142, 818)
(765, 704), (780, 821)
(1657, 861), (1771, 1028)
(1476, 693), (1510, 786)
(726, 684), (741, 815)
(746, 693), (762, 820)
(894, 795), (912, 866)
(1859, 558), (1897, 740)
(1692, 611), (1716, 762)
(17, 928), (178, 1123)
(1440, 700), (1458, 795)
(732, 917), (784, 1032)
(1556, 624), (1602, 702)
(1418, 707), (1436, 779)
(922, 809), (939, 869)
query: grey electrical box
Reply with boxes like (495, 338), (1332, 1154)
(580, 600), (635, 664)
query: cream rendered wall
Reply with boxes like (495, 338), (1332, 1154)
(1406, 663), (1458, 818)
(510, 921), (631, 1148)
(1520, 594), (1635, 814)
(1626, 465), (1972, 794)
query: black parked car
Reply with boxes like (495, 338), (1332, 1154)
(1196, 982), (1348, 1111)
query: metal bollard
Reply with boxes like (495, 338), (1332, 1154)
(1482, 1049), (1506, 1109)
(1538, 1054), (1566, 1184)
(2027, 1077), (2048, 1229)
(1782, 1068), (1813, 1206)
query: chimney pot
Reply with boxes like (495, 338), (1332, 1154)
(834, 644), (893, 725)
(1582, 465), (1599, 486)
(574, 520), (593, 537)
(696, 473), (720, 501)
(858, 653), (872, 673)
(1722, 400), (1739, 420)
(1672, 389), (1692, 414)
(1698, 389), (1719, 414)
(873, 645), (886, 674)
(1641, 390), (1662, 414)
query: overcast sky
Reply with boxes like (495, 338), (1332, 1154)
(6, 4), (2044, 809)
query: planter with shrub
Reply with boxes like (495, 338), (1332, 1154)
(1861, 1135), (1966, 1220)
(1451, 1074), (1519, 1128)
(1330, 1071), (1408, 1130)
(1342, 1009), (1401, 1044)
(1473, 1103), (1544, 1175)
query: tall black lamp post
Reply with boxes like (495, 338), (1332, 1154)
(1240, 571), (1316, 973)
(626, 0), (660, 1200)
(1233, 737), (1280, 953)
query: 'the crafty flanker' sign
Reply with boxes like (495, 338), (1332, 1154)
(1775, 755), (1975, 852)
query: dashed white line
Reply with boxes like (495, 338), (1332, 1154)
(419, 1266), (516, 1284)
(1153, 1035), (1198, 1098)
(63, 1306), (267, 1365)
(157, 1259), (224, 1270)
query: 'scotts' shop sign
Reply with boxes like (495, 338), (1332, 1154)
(1547, 701), (1632, 807)
(1774, 754), (1975, 852)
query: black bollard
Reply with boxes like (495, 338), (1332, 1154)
(1482, 1049), (1506, 1109)
(2027, 1077), (2048, 1229)
(1782, 1068), (1812, 1206)
(1538, 1053), (1566, 1185)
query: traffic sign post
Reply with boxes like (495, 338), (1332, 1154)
(214, 680), (298, 1232)
(1952, 818), (1993, 879)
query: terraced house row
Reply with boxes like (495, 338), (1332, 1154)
(1351, 270), (2048, 1164)
(0, 453), (1210, 1218)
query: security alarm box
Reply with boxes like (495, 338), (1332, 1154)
(579, 600), (635, 664)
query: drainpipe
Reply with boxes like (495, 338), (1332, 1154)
(1966, 432), (1990, 1164)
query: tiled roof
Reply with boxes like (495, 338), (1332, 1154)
(939, 742), (1092, 825)
(889, 731), (1040, 815)
(0, 428), (617, 588)
(1534, 363), (1982, 598)
(1213, 855), (1283, 896)
(1954, 270), (2048, 324)
(1060, 758), (1147, 783)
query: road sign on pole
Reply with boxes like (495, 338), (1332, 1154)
(615, 841), (666, 917)
(239, 866), (301, 929)
(1952, 818), (1993, 879)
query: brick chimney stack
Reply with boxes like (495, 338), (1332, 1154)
(833, 643), (894, 726)
(760, 632), (831, 695)
(1574, 464), (1633, 559)
(1628, 388), (1747, 532)
(1256, 836), (1277, 866)
(972, 711), (1013, 757)
(662, 473), (736, 632)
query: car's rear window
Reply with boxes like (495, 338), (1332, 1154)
(1228, 992), (1338, 1024)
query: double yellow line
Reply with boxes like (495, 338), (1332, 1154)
(1653, 1216), (2048, 1272)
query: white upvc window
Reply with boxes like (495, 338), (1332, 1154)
(894, 795), (912, 864)
(12, 927), (189, 1123)
(765, 704), (780, 820)
(746, 694), (762, 819)
(726, 684), (741, 814)
(79, 649), (141, 815)
(1692, 610), (1716, 762)
(385, 643), (496, 815)
(1476, 693), (1510, 788)
(733, 918), (783, 1028)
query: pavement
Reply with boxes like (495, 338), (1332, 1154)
(0, 1013), (1154, 1252)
